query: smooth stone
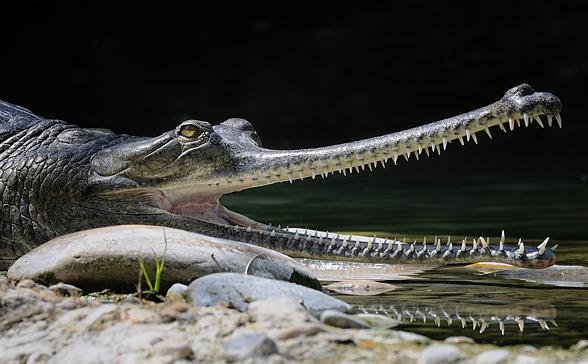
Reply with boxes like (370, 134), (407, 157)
(8, 225), (321, 292)
(222, 332), (278, 362)
(353, 314), (400, 329)
(418, 344), (461, 364)
(166, 283), (188, 302)
(475, 349), (509, 364)
(320, 310), (370, 329)
(49, 282), (83, 296)
(324, 280), (398, 295)
(187, 273), (350, 316)
(248, 297), (310, 324)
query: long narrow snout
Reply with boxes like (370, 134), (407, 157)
(214, 84), (561, 191)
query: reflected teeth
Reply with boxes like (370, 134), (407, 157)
(518, 239), (525, 255)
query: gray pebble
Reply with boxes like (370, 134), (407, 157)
(166, 283), (188, 302)
(475, 349), (509, 364)
(187, 273), (350, 316)
(418, 344), (461, 364)
(49, 282), (83, 296)
(223, 332), (278, 362)
(320, 310), (370, 329)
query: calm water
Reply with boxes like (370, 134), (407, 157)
(222, 171), (588, 347)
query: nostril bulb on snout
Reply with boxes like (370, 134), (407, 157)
(503, 83), (535, 99)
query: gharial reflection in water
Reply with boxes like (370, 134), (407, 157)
(352, 302), (557, 336)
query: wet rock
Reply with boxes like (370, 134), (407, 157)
(418, 344), (461, 364)
(320, 310), (370, 329)
(187, 273), (350, 316)
(324, 280), (398, 295)
(222, 332), (278, 362)
(353, 313), (400, 329)
(397, 331), (430, 343)
(475, 349), (509, 364)
(7, 225), (320, 292)
(49, 282), (83, 296)
(166, 283), (188, 302)
(445, 336), (475, 344)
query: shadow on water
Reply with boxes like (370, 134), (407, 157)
(222, 171), (588, 347)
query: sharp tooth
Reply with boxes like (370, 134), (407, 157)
(484, 127), (492, 139)
(435, 143), (441, 155)
(379, 160), (386, 168)
(517, 319), (525, 332)
(539, 319), (549, 330)
(458, 136), (465, 145)
(341, 169), (346, 176)
(372, 161), (378, 168)
(479, 321), (488, 334)
(460, 239), (466, 252)
(516, 118), (521, 127)
(551, 244), (559, 251)
(447, 236), (451, 246)
(550, 320), (559, 327)
(499, 120), (507, 132)
(471, 132), (478, 144)
(534, 115), (544, 128)
(367, 163), (373, 172)
(499, 320), (505, 336)
(442, 136), (448, 150)
(472, 237), (478, 250)
(270, 230), (276, 237)
(435, 238), (441, 252)
(547, 114), (553, 126)
(518, 239), (525, 255)
(537, 237), (549, 255)
(403, 152), (409, 162)
(499, 230), (505, 251)
(424, 147), (430, 157)
(555, 114), (562, 128)
(393, 152), (399, 164)
(465, 129), (471, 141)
(509, 118), (515, 130)
(479, 237), (488, 248)
(431, 142), (435, 151)
(523, 113), (530, 127)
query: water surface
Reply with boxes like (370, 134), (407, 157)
(223, 171), (588, 347)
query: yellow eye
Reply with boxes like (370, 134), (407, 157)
(179, 124), (200, 138)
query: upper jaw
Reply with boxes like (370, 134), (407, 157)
(207, 84), (562, 192)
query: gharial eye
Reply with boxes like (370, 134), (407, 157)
(179, 124), (201, 139)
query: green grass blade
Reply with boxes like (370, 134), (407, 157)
(138, 256), (154, 291)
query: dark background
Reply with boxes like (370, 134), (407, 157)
(1, 2), (586, 175)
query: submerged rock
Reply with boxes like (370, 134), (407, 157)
(324, 279), (398, 295)
(187, 273), (350, 316)
(7, 225), (320, 292)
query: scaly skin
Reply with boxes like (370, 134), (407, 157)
(0, 84), (561, 269)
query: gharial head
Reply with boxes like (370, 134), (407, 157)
(87, 84), (561, 268)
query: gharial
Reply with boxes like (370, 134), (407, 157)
(0, 84), (562, 271)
